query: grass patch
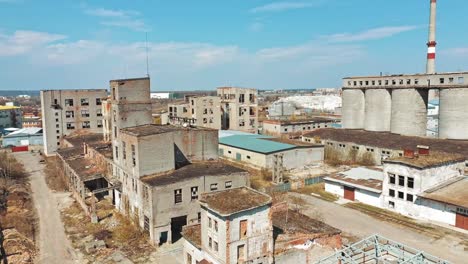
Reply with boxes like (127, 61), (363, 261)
(293, 183), (339, 202)
(43, 156), (68, 192)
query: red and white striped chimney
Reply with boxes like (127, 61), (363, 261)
(426, 0), (437, 74)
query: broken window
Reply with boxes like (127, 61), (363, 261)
(65, 111), (74, 118)
(96, 98), (102, 105)
(81, 110), (90, 117)
(225, 181), (232, 188)
(398, 191), (404, 199)
(389, 189), (395, 197)
(389, 174), (396, 184)
(249, 93), (254, 103)
(210, 183), (218, 191)
(186, 253), (192, 264)
(406, 194), (414, 202)
(407, 177), (414, 189)
(214, 241), (218, 252)
(65, 99), (74, 106)
(122, 142), (126, 160)
(239, 220), (247, 239)
(174, 189), (182, 204)
(82, 121), (91, 128)
(144, 216), (150, 232)
(66, 122), (75, 130)
(398, 175), (405, 186)
(388, 201), (395, 208)
(131, 145), (136, 166)
(97, 120), (103, 128)
(239, 94), (245, 103)
(237, 245), (245, 262)
(97, 109), (102, 117)
(191, 186), (198, 200)
(449, 77), (454, 83)
(81, 98), (89, 106)
(208, 237), (212, 248)
(439, 78), (445, 84)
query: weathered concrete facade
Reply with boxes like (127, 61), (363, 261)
(262, 118), (339, 138)
(217, 87), (258, 133)
(40, 89), (107, 156)
(168, 96), (222, 130)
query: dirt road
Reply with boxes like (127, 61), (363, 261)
(290, 192), (468, 263)
(14, 152), (79, 264)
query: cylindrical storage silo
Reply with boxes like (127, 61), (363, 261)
(390, 89), (428, 136)
(342, 89), (365, 129)
(364, 89), (392, 131)
(439, 88), (468, 140)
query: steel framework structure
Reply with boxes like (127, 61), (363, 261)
(316, 234), (450, 264)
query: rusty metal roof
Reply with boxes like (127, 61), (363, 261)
(384, 151), (465, 169)
(199, 187), (271, 217)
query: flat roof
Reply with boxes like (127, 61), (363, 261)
(140, 161), (246, 187)
(182, 224), (201, 249)
(273, 209), (340, 235)
(419, 177), (468, 208)
(120, 124), (215, 137)
(63, 133), (103, 147)
(325, 167), (383, 192)
(343, 71), (468, 79)
(109, 77), (150, 82)
(88, 142), (113, 159)
(384, 151), (465, 169)
(0, 105), (20, 110)
(219, 134), (320, 154)
(263, 117), (338, 126)
(199, 187), (271, 217)
(303, 128), (468, 160)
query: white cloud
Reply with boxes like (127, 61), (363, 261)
(250, 1), (317, 13)
(249, 22), (264, 32)
(85, 8), (140, 18)
(325, 25), (419, 42)
(85, 7), (150, 32)
(0, 30), (66, 56)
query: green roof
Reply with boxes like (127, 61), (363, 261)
(219, 134), (296, 154)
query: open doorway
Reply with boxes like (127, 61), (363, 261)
(171, 215), (187, 243)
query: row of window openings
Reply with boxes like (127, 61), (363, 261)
(388, 174), (414, 188)
(115, 144), (136, 166)
(284, 124), (327, 132)
(226, 150), (251, 159)
(220, 93), (255, 103)
(238, 119), (256, 127)
(58, 98), (102, 107)
(348, 77), (465, 87)
(56, 110), (102, 119)
(174, 181), (232, 204)
(56, 121), (100, 131)
(238, 107), (256, 117)
(388, 189), (414, 202)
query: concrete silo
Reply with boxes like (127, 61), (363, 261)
(390, 89), (428, 136)
(364, 89), (392, 132)
(439, 88), (468, 140)
(342, 89), (365, 129)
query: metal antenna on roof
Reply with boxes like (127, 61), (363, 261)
(145, 32), (150, 77)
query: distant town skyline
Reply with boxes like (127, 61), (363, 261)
(1, 0), (468, 91)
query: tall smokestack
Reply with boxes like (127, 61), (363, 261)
(426, 0), (437, 74)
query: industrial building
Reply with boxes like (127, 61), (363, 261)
(262, 117), (339, 138)
(1, 127), (43, 148)
(302, 128), (468, 166)
(218, 87), (258, 133)
(168, 96), (221, 129)
(40, 89), (107, 156)
(341, 72), (468, 139)
(219, 132), (324, 171)
(182, 187), (342, 264)
(0, 105), (22, 130)
(324, 167), (383, 208)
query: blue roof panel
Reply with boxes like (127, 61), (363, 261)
(219, 134), (296, 154)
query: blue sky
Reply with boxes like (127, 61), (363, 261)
(1, 0), (468, 91)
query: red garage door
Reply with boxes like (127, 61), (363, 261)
(455, 213), (468, 230)
(344, 186), (355, 201)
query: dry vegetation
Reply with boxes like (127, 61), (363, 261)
(325, 147), (375, 167)
(220, 159), (274, 190)
(0, 152), (37, 263)
(61, 199), (156, 263)
(43, 156), (68, 192)
(293, 183), (339, 202)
